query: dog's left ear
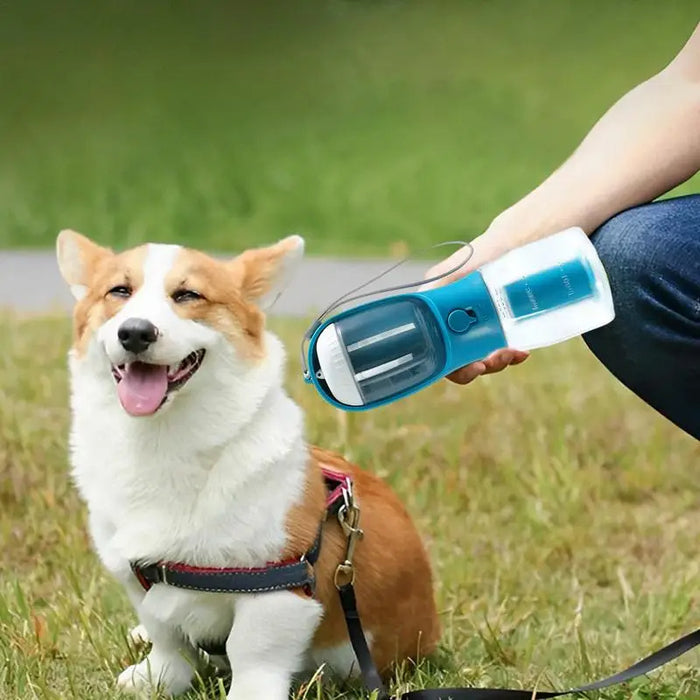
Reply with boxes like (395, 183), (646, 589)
(235, 235), (305, 310)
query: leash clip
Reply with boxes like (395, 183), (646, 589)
(335, 481), (364, 589)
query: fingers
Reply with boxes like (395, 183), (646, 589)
(508, 350), (530, 365)
(446, 362), (487, 385)
(446, 349), (529, 385)
(482, 348), (529, 373)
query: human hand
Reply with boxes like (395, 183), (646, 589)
(421, 234), (530, 385)
(444, 348), (529, 384)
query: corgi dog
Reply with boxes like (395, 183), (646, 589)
(56, 230), (440, 699)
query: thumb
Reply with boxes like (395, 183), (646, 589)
(419, 244), (475, 291)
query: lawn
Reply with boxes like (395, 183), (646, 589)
(0, 314), (698, 699)
(2, 0), (700, 255)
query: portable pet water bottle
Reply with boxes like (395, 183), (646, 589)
(303, 227), (615, 410)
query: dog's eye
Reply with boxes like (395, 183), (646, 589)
(172, 289), (204, 304)
(107, 285), (132, 299)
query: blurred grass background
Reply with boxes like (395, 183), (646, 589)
(1, 0), (699, 255)
(2, 3), (700, 697)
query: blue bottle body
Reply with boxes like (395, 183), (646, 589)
(307, 270), (507, 411)
(424, 270), (507, 370)
(305, 227), (614, 411)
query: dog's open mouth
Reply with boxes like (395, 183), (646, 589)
(111, 350), (206, 416)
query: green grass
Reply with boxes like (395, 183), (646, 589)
(1, 0), (700, 255)
(0, 314), (698, 699)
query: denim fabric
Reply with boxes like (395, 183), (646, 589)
(583, 194), (700, 439)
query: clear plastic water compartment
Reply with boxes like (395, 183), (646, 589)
(479, 227), (615, 350)
(334, 298), (446, 405)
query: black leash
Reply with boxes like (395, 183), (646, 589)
(338, 583), (391, 698)
(332, 472), (699, 699)
(399, 626), (700, 699)
(337, 582), (699, 699)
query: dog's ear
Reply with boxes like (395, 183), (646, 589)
(235, 235), (304, 310)
(56, 230), (113, 301)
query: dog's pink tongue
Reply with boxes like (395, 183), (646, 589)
(117, 362), (168, 416)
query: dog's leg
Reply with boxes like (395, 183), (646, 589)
(226, 590), (323, 700)
(127, 623), (151, 646)
(115, 568), (154, 656)
(89, 515), (155, 651)
(117, 609), (199, 696)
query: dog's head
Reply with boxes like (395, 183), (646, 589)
(56, 230), (303, 418)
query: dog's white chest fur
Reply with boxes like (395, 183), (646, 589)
(68, 333), (315, 650)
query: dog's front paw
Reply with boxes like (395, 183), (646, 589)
(117, 656), (193, 696)
(117, 662), (153, 693)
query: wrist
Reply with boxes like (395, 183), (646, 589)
(468, 210), (533, 267)
(476, 190), (581, 266)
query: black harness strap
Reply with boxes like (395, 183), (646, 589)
(129, 468), (354, 598)
(128, 469), (352, 657)
(131, 522), (322, 595)
(337, 575), (700, 699)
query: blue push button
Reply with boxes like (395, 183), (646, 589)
(447, 308), (477, 334)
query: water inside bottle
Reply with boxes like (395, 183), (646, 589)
(479, 228), (615, 350)
(503, 258), (595, 319)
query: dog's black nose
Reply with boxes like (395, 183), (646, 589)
(118, 318), (159, 354)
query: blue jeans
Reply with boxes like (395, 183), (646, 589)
(583, 194), (700, 439)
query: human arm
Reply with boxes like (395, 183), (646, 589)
(428, 22), (700, 384)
